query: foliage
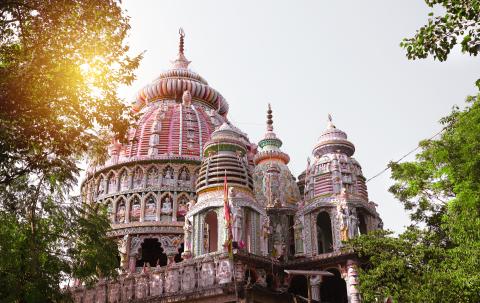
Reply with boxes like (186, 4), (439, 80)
(0, 0), (140, 302)
(348, 95), (480, 302)
(400, 0), (480, 88)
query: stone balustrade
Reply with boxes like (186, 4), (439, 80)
(71, 252), (246, 303)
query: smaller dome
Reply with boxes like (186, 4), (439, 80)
(203, 122), (250, 157)
(196, 122), (253, 194)
(313, 115), (355, 157)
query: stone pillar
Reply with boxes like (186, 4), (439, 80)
(345, 260), (361, 303)
(310, 275), (322, 302)
(129, 255), (137, 273)
(156, 192), (162, 221)
(125, 199), (130, 223)
(140, 196), (145, 223)
(172, 192), (178, 221)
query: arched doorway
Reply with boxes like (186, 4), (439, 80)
(320, 268), (348, 303)
(357, 209), (368, 235)
(136, 238), (167, 267)
(204, 211), (218, 253)
(317, 212), (333, 253)
(289, 275), (308, 299)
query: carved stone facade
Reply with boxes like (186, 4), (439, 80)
(73, 31), (384, 303)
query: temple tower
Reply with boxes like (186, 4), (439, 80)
(80, 29), (229, 272)
(253, 104), (301, 259)
(296, 115), (382, 256)
(188, 122), (266, 256)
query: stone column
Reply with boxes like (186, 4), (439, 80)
(125, 198), (131, 223)
(140, 196), (145, 223)
(128, 255), (137, 273)
(156, 192), (162, 221)
(310, 275), (322, 302)
(172, 192), (178, 221)
(345, 260), (361, 303)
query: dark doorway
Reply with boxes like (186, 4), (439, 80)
(357, 209), (368, 235)
(317, 212), (333, 253)
(174, 242), (184, 263)
(204, 211), (218, 253)
(320, 268), (348, 303)
(136, 238), (167, 267)
(289, 275), (308, 299)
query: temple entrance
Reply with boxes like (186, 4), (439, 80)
(316, 212), (333, 253)
(320, 268), (348, 303)
(136, 238), (167, 267)
(289, 275), (308, 299)
(204, 211), (218, 253)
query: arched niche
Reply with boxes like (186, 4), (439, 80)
(320, 268), (348, 303)
(146, 166), (159, 187)
(96, 176), (105, 197)
(178, 167), (190, 183)
(160, 193), (173, 219)
(119, 169), (129, 191)
(357, 208), (368, 235)
(106, 171), (117, 194)
(144, 194), (157, 221)
(204, 210), (218, 253)
(176, 194), (189, 222)
(316, 211), (333, 254)
(105, 199), (114, 222)
(133, 167), (144, 189)
(129, 196), (141, 222)
(116, 198), (126, 223)
(162, 166), (174, 185)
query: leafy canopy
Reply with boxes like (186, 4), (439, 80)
(349, 95), (480, 302)
(0, 1), (141, 302)
(400, 0), (480, 88)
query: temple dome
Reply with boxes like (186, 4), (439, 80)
(196, 122), (254, 194)
(313, 115), (355, 157)
(304, 116), (367, 201)
(131, 31), (228, 116)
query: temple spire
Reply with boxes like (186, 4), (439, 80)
(267, 103), (273, 132)
(172, 28), (191, 69)
(327, 113), (335, 129)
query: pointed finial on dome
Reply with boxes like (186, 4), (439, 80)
(267, 103), (273, 132)
(172, 28), (191, 69)
(327, 113), (335, 129)
(179, 28), (185, 54)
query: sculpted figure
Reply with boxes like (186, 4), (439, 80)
(337, 204), (349, 241)
(348, 208), (359, 238)
(183, 219), (192, 251)
(161, 196), (173, 215)
(117, 203), (126, 223)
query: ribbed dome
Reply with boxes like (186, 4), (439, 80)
(196, 122), (253, 193)
(304, 116), (367, 201)
(313, 116), (355, 157)
(124, 100), (223, 160)
(131, 33), (228, 116)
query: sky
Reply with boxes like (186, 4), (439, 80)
(118, 0), (480, 234)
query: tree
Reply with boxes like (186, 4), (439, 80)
(347, 2), (480, 301)
(0, 1), (140, 301)
(348, 95), (480, 302)
(400, 0), (480, 88)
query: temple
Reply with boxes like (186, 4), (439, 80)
(74, 29), (383, 303)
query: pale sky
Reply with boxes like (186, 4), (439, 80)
(118, 0), (480, 233)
